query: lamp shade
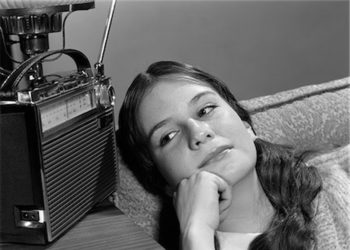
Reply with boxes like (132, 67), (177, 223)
(0, 0), (94, 9)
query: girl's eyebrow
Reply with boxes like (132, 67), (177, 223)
(147, 90), (216, 141)
(148, 118), (171, 142)
(189, 90), (216, 105)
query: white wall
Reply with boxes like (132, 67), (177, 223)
(45, 0), (349, 124)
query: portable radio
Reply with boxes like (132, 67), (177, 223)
(0, 0), (119, 244)
(0, 49), (118, 244)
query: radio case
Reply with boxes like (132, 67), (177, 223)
(0, 49), (118, 244)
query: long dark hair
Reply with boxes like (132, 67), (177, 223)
(117, 61), (322, 250)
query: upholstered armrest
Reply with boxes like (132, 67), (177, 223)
(241, 77), (349, 151)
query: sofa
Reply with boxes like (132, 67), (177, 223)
(112, 77), (350, 246)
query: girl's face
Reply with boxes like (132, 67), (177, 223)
(138, 79), (257, 189)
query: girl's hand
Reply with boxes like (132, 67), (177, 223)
(173, 171), (232, 250)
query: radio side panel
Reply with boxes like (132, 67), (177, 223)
(0, 104), (47, 244)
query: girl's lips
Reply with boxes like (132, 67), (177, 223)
(199, 146), (233, 168)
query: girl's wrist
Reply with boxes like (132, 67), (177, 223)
(181, 224), (216, 250)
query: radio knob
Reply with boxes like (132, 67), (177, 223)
(95, 78), (115, 108)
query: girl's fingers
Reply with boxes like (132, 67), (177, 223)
(174, 171), (232, 218)
(210, 172), (232, 216)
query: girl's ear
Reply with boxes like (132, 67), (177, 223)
(243, 122), (257, 140)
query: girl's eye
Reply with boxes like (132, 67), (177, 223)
(198, 105), (217, 117)
(160, 131), (177, 147)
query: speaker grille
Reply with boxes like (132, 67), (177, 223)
(41, 110), (118, 240)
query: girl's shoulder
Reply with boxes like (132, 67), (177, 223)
(307, 144), (349, 178)
(316, 163), (350, 215)
(306, 144), (349, 200)
(309, 145), (350, 250)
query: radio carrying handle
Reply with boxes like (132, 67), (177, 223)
(0, 49), (92, 91)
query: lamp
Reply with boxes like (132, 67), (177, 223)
(0, 0), (94, 56)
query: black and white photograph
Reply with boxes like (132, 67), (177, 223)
(0, 0), (349, 249)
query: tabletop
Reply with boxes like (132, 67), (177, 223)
(0, 204), (164, 250)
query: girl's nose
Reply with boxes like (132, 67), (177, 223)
(187, 118), (214, 150)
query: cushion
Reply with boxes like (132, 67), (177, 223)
(112, 77), (350, 240)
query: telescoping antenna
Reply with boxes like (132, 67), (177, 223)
(94, 0), (117, 108)
(95, 0), (117, 77)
